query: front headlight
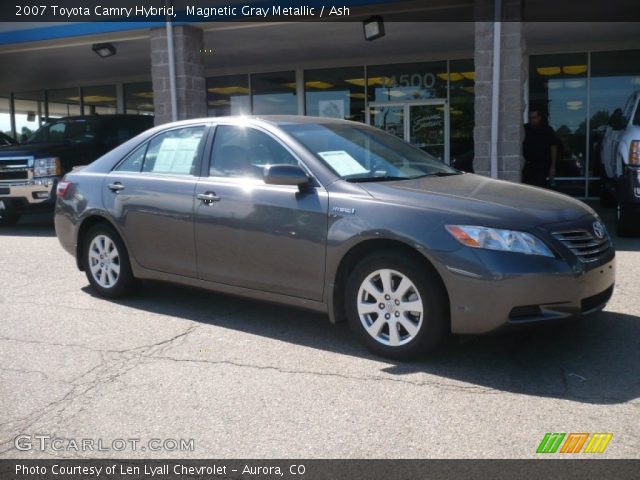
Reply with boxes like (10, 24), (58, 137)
(445, 225), (554, 257)
(33, 157), (62, 178)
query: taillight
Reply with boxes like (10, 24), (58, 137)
(630, 141), (640, 166)
(56, 180), (72, 199)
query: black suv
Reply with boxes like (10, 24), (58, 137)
(0, 115), (153, 225)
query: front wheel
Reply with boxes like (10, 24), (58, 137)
(83, 224), (136, 298)
(345, 252), (449, 360)
(617, 200), (640, 237)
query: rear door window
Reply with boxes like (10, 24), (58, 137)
(114, 125), (206, 175)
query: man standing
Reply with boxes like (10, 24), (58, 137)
(522, 108), (558, 188)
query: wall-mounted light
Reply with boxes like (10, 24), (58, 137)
(363, 15), (385, 41)
(92, 43), (117, 58)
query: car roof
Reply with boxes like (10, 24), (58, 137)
(158, 115), (363, 129)
(49, 114), (153, 121)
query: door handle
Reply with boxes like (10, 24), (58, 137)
(197, 192), (220, 204)
(107, 182), (125, 192)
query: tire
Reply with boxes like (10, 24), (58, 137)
(599, 177), (617, 208)
(83, 224), (136, 298)
(0, 213), (20, 226)
(616, 200), (640, 237)
(345, 251), (449, 360)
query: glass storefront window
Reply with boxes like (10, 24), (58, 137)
(449, 59), (475, 172)
(124, 82), (154, 115)
(304, 67), (365, 122)
(589, 49), (640, 182)
(251, 71), (297, 115)
(206, 74), (250, 116)
(530, 53), (588, 196)
(47, 88), (81, 120)
(13, 91), (45, 141)
(82, 84), (117, 114)
(367, 61), (447, 103)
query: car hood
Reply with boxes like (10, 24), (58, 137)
(0, 142), (73, 158)
(356, 173), (595, 228)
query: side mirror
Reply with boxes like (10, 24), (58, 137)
(264, 164), (310, 187)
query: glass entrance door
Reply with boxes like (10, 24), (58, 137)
(368, 100), (449, 164)
(409, 104), (446, 161)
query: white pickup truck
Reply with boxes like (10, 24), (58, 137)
(600, 90), (640, 237)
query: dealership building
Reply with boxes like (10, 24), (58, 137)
(0, 0), (639, 198)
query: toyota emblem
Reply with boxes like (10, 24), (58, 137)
(593, 221), (605, 239)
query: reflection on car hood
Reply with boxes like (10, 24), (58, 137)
(357, 173), (595, 227)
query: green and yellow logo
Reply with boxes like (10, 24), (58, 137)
(536, 433), (612, 454)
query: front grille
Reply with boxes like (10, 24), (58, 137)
(552, 229), (611, 263)
(581, 285), (614, 313)
(0, 158), (31, 182)
(0, 170), (27, 180)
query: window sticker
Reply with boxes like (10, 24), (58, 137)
(154, 137), (201, 174)
(317, 150), (368, 176)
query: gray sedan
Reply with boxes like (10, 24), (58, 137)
(55, 116), (615, 359)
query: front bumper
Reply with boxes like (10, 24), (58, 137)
(436, 244), (615, 335)
(620, 165), (640, 205)
(0, 178), (58, 214)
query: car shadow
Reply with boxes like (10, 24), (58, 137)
(81, 279), (640, 406)
(0, 214), (55, 237)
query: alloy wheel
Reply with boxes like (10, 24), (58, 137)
(356, 268), (424, 347)
(88, 234), (121, 289)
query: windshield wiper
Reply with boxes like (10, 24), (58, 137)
(412, 171), (462, 178)
(346, 175), (410, 183)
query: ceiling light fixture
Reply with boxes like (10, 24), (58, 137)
(363, 16), (385, 41)
(92, 43), (117, 58)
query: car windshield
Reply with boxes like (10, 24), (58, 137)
(281, 122), (459, 181)
(26, 118), (101, 144)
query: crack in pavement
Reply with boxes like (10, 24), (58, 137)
(143, 354), (499, 394)
(0, 323), (202, 456)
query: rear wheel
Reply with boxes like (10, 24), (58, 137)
(599, 175), (617, 208)
(345, 251), (448, 360)
(0, 213), (20, 226)
(83, 224), (136, 298)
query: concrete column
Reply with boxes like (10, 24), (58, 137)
(473, 0), (527, 182)
(150, 25), (207, 125)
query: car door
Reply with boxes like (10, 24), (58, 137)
(102, 124), (209, 277)
(193, 124), (329, 301)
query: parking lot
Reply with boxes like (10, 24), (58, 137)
(0, 206), (638, 459)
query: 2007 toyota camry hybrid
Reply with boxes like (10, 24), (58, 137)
(55, 116), (615, 359)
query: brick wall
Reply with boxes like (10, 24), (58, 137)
(473, 0), (527, 181)
(150, 25), (207, 125)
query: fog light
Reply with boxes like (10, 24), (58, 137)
(34, 191), (49, 199)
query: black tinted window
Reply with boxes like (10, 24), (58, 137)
(210, 125), (298, 178)
(28, 119), (100, 144)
